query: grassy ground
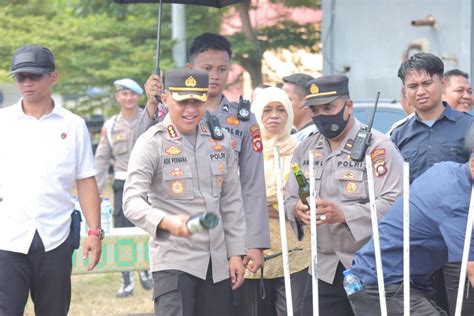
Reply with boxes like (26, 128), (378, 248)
(24, 272), (154, 315)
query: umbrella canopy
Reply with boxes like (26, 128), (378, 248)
(115, 0), (243, 9)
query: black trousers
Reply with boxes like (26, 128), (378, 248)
(443, 262), (474, 316)
(232, 268), (309, 316)
(0, 231), (73, 316)
(112, 179), (133, 228)
(302, 262), (354, 316)
(348, 283), (447, 316)
(153, 264), (232, 316)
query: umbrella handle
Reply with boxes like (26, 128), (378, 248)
(153, 0), (163, 104)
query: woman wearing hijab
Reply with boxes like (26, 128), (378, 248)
(240, 86), (311, 316)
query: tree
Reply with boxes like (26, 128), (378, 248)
(231, 0), (321, 88)
(0, 0), (321, 112)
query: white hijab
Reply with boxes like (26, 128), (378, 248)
(252, 87), (297, 203)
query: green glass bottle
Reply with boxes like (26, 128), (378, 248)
(291, 163), (309, 241)
(292, 163), (310, 207)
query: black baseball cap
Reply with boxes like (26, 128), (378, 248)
(282, 73), (314, 89)
(165, 69), (209, 102)
(10, 45), (55, 75)
(304, 75), (350, 107)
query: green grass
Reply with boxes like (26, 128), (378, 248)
(25, 272), (154, 315)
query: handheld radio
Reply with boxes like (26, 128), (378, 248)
(349, 92), (380, 162)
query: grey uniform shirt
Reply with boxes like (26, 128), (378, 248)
(95, 108), (154, 191)
(284, 120), (404, 284)
(123, 115), (247, 282)
(211, 96), (271, 249)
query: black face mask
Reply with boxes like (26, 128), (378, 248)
(312, 102), (350, 139)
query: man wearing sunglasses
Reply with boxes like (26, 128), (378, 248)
(0, 44), (102, 316)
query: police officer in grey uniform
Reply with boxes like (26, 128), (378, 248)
(95, 78), (153, 297)
(144, 33), (271, 273)
(123, 69), (246, 316)
(284, 75), (404, 315)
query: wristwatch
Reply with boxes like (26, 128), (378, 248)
(88, 228), (105, 240)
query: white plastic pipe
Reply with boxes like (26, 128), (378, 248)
(454, 184), (474, 316)
(274, 146), (294, 315)
(366, 155), (387, 316)
(403, 162), (410, 316)
(309, 150), (319, 316)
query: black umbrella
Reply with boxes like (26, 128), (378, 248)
(115, 0), (243, 75)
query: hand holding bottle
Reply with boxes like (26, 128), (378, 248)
(158, 214), (191, 237)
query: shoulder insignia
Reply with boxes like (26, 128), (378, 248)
(199, 122), (208, 134)
(250, 123), (260, 133)
(227, 115), (240, 126)
(222, 103), (230, 112)
(374, 160), (387, 177)
(165, 146), (182, 155)
(370, 148), (386, 162)
(167, 125), (178, 139)
(251, 123), (263, 152)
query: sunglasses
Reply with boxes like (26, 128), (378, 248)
(13, 73), (45, 82)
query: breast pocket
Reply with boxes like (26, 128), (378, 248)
(47, 139), (75, 174)
(210, 160), (227, 198)
(112, 132), (128, 157)
(162, 165), (194, 200)
(336, 169), (367, 202)
(440, 144), (465, 163)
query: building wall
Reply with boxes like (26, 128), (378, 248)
(322, 0), (473, 100)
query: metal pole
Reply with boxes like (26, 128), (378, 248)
(309, 150), (319, 316)
(366, 155), (388, 316)
(171, 4), (186, 67)
(155, 0), (163, 75)
(454, 184), (474, 316)
(403, 162), (410, 316)
(274, 146), (294, 315)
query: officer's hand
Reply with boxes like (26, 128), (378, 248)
(243, 248), (264, 273)
(82, 235), (102, 271)
(467, 261), (474, 288)
(144, 74), (163, 115)
(158, 214), (191, 237)
(293, 200), (311, 225)
(229, 256), (245, 290)
(316, 198), (346, 225)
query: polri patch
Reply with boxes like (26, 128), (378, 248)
(227, 116), (240, 126)
(345, 182), (357, 193)
(165, 146), (182, 155)
(169, 180), (185, 195)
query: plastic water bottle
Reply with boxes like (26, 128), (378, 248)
(100, 197), (113, 234)
(343, 269), (364, 295)
(186, 212), (219, 234)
